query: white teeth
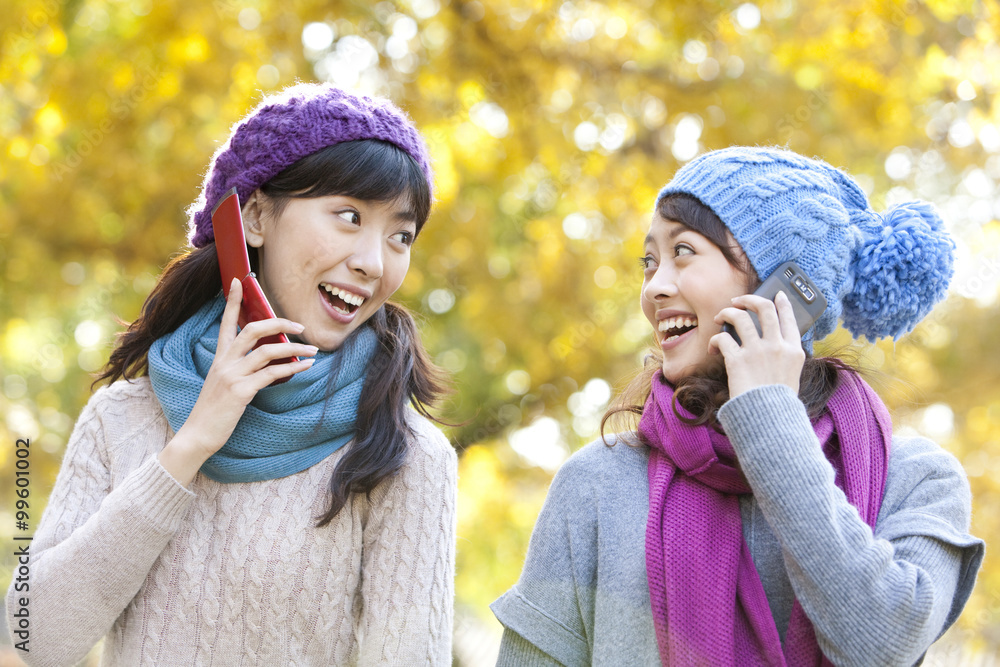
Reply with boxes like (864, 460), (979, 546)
(341, 290), (365, 307)
(321, 283), (366, 308)
(657, 316), (697, 333)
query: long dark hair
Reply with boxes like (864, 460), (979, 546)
(97, 139), (448, 526)
(601, 193), (855, 439)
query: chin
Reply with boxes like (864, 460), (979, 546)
(660, 369), (689, 386)
(661, 356), (725, 386)
(319, 334), (349, 352)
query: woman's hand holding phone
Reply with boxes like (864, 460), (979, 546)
(158, 279), (319, 486)
(710, 291), (806, 399)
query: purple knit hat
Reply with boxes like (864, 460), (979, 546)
(187, 82), (433, 248)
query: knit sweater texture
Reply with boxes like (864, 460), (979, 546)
(5, 377), (458, 666)
(491, 385), (984, 666)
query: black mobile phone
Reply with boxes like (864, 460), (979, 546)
(722, 261), (827, 346)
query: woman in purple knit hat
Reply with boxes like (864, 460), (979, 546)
(5, 83), (457, 665)
(492, 146), (984, 666)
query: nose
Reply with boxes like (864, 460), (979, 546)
(642, 262), (678, 304)
(346, 230), (383, 280)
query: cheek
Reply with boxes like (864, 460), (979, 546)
(381, 253), (411, 295)
(640, 291), (655, 322)
(275, 250), (318, 291)
(296, 249), (325, 276)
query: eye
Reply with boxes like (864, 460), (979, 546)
(674, 243), (694, 257)
(638, 255), (657, 271)
(391, 230), (414, 246)
(336, 209), (360, 225)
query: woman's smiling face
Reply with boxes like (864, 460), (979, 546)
(640, 213), (751, 383)
(243, 192), (417, 352)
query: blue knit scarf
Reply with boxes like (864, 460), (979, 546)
(147, 296), (377, 483)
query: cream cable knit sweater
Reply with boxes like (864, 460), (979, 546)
(5, 377), (457, 666)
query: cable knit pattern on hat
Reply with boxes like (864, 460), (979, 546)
(187, 83), (433, 248)
(657, 146), (955, 341)
(7, 378), (456, 666)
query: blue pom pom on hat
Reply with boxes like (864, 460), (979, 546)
(656, 146), (955, 342)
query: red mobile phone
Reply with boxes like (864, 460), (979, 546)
(211, 187), (299, 382)
(722, 261), (828, 346)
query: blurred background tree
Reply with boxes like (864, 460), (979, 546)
(2, 0), (999, 663)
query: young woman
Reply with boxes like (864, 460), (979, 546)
(492, 147), (984, 666)
(6, 83), (457, 665)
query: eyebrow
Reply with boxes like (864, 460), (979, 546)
(643, 223), (687, 246)
(387, 194), (421, 224)
(387, 202), (420, 226)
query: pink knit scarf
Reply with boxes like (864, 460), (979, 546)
(640, 370), (891, 666)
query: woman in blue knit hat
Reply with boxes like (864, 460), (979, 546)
(4, 83), (457, 665)
(493, 146), (984, 666)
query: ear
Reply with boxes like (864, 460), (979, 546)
(242, 190), (266, 248)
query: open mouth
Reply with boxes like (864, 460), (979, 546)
(320, 283), (366, 315)
(658, 316), (697, 342)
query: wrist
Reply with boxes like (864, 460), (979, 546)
(158, 426), (217, 487)
(720, 384), (805, 432)
(172, 423), (221, 459)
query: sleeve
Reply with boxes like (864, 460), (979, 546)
(718, 384), (985, 667)
(496, 628), (565, 666)
(490, 453), (597, 667)
(4, 389), (196, 667)
(356, 421), (458, 666)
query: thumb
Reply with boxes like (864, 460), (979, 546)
(219, 278), (242, 349)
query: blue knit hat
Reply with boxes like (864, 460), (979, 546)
(657, 146), (955, 341)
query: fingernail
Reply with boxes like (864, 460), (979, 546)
(302, 357), (316, 365)
(304, 345), (319, 354)
(292, 323), (305, 332)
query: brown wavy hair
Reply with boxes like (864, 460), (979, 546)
(601, 193), (855, 440)
(97, 139), (449, 526)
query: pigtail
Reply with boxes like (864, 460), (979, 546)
(95, 245), (222, 386)
(316, 302), (448, 526)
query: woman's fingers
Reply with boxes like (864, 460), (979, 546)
(229, 317), (306, 358)
(186, 289), (317, 458)
(744, 294), (781, 339)
(710, 330), (741, 357)
(253, 356), (317, 388)
(713, 292), (806, 398)
(715, 305), (759, 344)
(775, 291), (801, 341)
(243, 341), (318, 370)
(217, 279), (307, 360)
(218, 278), (243, 352)
(729, 294), (782, 340)
(718, 294), (799, 345)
